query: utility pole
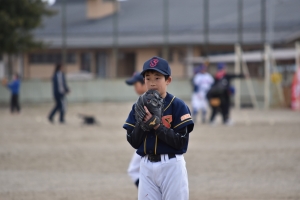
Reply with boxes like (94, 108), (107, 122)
(203, 0), (209, 57)
(264, 44), (271, 109)
(296, 42), (300, 69)
(61, 0), (67, 68)
(112, 0), (119, 78)
(261, 0), (266, 44)
(234, 44), (241, 110)
(163, 0), (169, 61)
(238, 0), (243, 44)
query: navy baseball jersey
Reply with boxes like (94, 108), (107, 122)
(123, 92), (194, 156)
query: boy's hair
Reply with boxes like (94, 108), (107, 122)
(125, 72), (145, 85)
(54, 63), (62, 74)
(144, 69), (170, 80)
(14, 73), (20, 79)
(139, 79), (145, 85)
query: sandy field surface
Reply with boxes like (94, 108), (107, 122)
(0, 102), (300, 200)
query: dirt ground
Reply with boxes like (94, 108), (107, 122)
(0, 102), (300, 200)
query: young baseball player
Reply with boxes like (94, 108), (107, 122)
(4, 73), (21, 114)
(207, 63), (244, 125)
(191, 64), (214, 123)
(125, 72), (147, 187)
(123, 56), (194, 200)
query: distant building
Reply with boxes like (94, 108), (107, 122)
(19, 0), (300, 79)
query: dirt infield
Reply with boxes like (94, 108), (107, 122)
(0, 102), (300, 200)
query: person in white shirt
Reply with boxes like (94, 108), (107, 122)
(125, 72), (147, 187)
(191, 65), (214, 123)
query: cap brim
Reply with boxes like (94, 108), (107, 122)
(141, 68), (168, 77)
(125, 77), (136, 85)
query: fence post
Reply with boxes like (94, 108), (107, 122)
(296, 42), (300, 69)
(234, 44), (241, 109)
(264, 44), (271, 109)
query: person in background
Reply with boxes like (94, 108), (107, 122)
(48, 63), (70, 124)
(191, 64), (214, 123)
(207, 63), (244, 125)
(125, 72), (147, 188)
(4, 73), (21, 114)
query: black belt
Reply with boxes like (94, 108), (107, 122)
(146, 154), (176, 162)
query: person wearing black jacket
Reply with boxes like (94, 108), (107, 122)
(207, 63), (244, 125)
(48, 63), (70, 123)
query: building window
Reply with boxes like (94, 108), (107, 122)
(80, 53), (92, 72)
(178, 49), (186, 63)
(29, 53), (76, 64)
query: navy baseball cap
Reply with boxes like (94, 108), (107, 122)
(217, 63), (225, 71)
(141, 56), (171, 77)
(125, 72), (144, 85)
(194, 64), (205, 74)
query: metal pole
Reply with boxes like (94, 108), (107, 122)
(61, 0), (67, 68)
(261, 0), (266, 43)
(262, 0), (269, 109)
(186, 45), (193, 78)
(238, 0), (243, 44)
(270, 47), (285, 106)
(240, 48), (259, 109)
(296, 42), (300, 69)
(203, 0), (209, 57)
(163, 0), (169, 60)
(264, 44), (270, 109)
(267, 1), (284, 106)
(234, 44), (241, 110)
(267, 0), (274, 44)
(112, 0), (118, 78)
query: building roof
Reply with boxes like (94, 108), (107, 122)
(34, 0), (300, 48)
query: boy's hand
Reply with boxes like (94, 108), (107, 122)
(143, 106), (160, 130)
(143, 106), (152, 121)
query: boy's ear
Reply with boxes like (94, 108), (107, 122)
(166, 76), (172, 85)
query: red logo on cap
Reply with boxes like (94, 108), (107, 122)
(150, 58), (159, 67)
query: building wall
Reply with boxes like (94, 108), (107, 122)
(29, 64), (80, 79)
(169, 47), (187, 78)
(24, 50), (92, 79)
(23, 45), (199, 79)
(135, 48), (159, 72)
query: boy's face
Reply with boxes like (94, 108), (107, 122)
(144, 70), (171, 98)
(133, 81), (147, 95)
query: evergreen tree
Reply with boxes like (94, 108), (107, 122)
(0, 0), (55, 55)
